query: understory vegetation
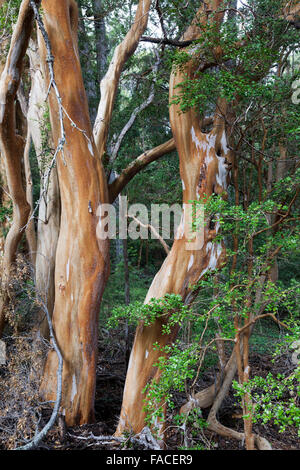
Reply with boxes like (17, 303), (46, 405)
(0, 0), (299, 452)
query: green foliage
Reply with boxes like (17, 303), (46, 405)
(108, 293), (192, 332)
(142, 341), (199, 432)
(233, 367), (300, 435)
(0, 200), (12, 224)
(169, 0), (299, 115)
(0, 0), (22, 52)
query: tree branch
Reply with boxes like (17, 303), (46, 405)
(93, 0), (152, 158)
(140, 36), (195, 48)
(109, 51), (161, 165)
(128, 214), (170, 254)
(108, 138), (176, 202)
(0, 0), (37, 334)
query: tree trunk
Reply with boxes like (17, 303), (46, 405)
(116, 1), (230, 438)
(38, 0), (110, 425)
(27, 39), (60, 337)
(23, 128), (37, 265)
(0, 0), (35, 335)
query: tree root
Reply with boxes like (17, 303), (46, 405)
(207, 416), (272, 450)
(180, 343), (272, 450)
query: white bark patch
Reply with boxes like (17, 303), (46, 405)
(127, 352), (134, 371)
(206, 242), (213, 253)
(199, 242), (222, 280)
(87, 139), (94, 157)
(191, 126), (202, 152)
(120, 417), (125, 428)
(71, 374), (77, 403)
(182, 179), (186, 191)
(66, 258), (70, 282)
(175, 211), (185, 239)
(220, 131), (229, 155)
(216, 156), (227, 189)
(215, 215), (220, 233)
(188, 254), (194, 271)
(165, 266), (172, 278)
(206, 133), (216, 151)
(145, 349), (149, 359)
(209, 248), (218, 270)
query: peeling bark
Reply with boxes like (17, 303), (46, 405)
(27, 39), (60, 337)
(116, 1), (231, 438)
(24, 128), (37, 265)
(37, 0), (110, 425)
(0, 0), (36, 334)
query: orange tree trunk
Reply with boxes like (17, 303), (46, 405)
(0, 0), (34, 334)
(38, 0), (110, 425)
(116, 0), (231, 437)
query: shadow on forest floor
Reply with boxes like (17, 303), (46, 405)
(37, 330), (299, 451)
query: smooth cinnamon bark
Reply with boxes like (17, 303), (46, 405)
(116, 0), (231, 438)
(0, 0), (36, 334)
(38, 0), (110, 425)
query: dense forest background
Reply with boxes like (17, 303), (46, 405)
(0, 0), (299, 451)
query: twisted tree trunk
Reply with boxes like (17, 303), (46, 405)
(37, 0), (110, 425)
(0, 0), (36, 334)
(116, 0), (231, 439)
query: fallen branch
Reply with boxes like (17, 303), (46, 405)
(69, 426), (161, 450)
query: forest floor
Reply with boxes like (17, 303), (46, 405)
(37, 328), (299, 451)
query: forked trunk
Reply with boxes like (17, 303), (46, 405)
(38, 0), (110, 425)
(116, 2), (231, 438)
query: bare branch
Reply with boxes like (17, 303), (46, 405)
(93, 0), (152, 158)
(141, 36), (194, 47)
(70, 426), (161, 450)
(109, 51), (161, 164)
(128, 214), (170, 254)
